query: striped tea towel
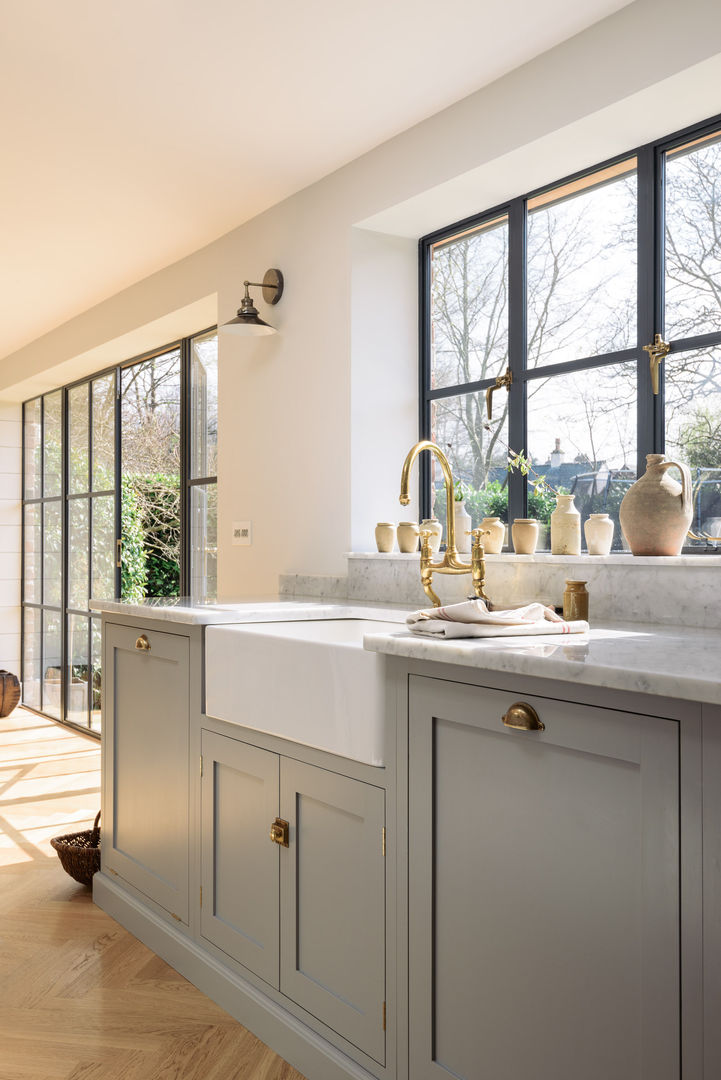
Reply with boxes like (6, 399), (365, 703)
(406, 597), (588, 639)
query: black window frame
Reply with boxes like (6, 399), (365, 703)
(419, 111), (721, 545)
(21, 325), (218, 737)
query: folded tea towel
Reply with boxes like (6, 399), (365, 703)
(406, 597), (588, 638)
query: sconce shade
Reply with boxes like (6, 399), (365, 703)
(223, 269), (284, 336)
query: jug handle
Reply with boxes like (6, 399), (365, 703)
(659, 460), (692, 517)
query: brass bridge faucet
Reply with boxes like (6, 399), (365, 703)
(399, 440), (490, 608)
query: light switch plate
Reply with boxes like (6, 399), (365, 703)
(232, 521), (252, 546)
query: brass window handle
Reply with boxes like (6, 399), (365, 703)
(502, 702), (545, 731)
(270, 818), (289, 847)
(135, 635), (151, 652)
(116, 538), (122, 568)
(643, 334), (670, 395)
(485, 367), (512, 420)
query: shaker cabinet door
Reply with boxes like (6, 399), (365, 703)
(279, 759), (386, 1064)
(200, 731), (280, 988)
(408, 676), (680, 1080)
(103, 623), (190, 922)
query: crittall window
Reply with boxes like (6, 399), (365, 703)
(22, 328), (218, 735)
(420, 115), (721, 551)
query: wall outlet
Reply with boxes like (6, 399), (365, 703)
(232, 521), (252, 546)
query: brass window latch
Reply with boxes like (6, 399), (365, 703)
(485, 367), (512, 420)
(643, 334), (671, 395)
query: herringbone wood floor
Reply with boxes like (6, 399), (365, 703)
(0, 709), (306, 1080)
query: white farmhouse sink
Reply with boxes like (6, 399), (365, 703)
(205, 618), (404, 766)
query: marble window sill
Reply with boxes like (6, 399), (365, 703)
(346, 551), (721, 568)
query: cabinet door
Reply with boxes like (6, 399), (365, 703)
(103, 623), (190, 922)
(200, 731), (280, 987)
(408, 676), (680, 1080)
(280, 759), (386, 1064)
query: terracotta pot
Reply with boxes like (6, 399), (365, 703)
(480, 516), (505, 554)
(374, 523), (396, 553)
(511, 518), (539, 555)
(619, 454), (692, 556)
(550, 494), (581, 555)
(584, 513), (614, 556)
(420, 518), (443, 554)
(397, 521), (420, 553)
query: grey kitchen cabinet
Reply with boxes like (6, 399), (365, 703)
(102, 622), (191, 923)
(200, 729), (387, 1064)
(407, 674), (680, 1080)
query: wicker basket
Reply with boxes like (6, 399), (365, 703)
(51, 811), (101, 887)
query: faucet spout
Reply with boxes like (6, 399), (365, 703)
(399, 440), (458, 555)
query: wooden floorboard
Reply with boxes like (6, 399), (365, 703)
(0, 709), (307, 1080)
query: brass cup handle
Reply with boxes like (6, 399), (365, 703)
(502, 702), (545, 732)
(135, 635), (151, 652)
(270, 818), (289, 847)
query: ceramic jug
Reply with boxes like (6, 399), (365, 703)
(479, 516), (505, 554)
(511, 518), (539, 554)
(453, 501), (472, 554)
(550, 494), (581, 555)
(619, 454), (692, 556)
(584, 513), (614, 556)
(420, 518), (443, 554)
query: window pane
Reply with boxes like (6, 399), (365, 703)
(91, 618), (102, 733)
(190, 330), (218, 478)
(430, 216), (509, 390)
(23, 504), (41, 603)
(43, 501), (62, 606)
(67, 614), (89, 728)
(527, 160), (637, 368)
(92, 495), (116, 600)
(431, 392), (510, 538)
(22, 607), (41, 710)
(525, 363), (636, 550)
(665, 347), (721, 546)
(42, 609), (62, 720)
(68, 499), (90, 610)
(121, 350), (181, 598)
(24, 398), (42, 500)
(92, 373), (116, 491)
(190, 484), (217, 602)
(665, 132), (721, 340)
(43, 391), (62, 497)
(68, 384), (89, 494)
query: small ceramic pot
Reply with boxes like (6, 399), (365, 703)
(453, 501), (472, 554)
(550, 494), (581, 555)
(480, 516), (505, 554)
(374, 522), (396, 553)
(511, 518), (539, 555)
(420, 518), (443, 554)
(397, 521), (420, 553)
(584, 513), (614, 556)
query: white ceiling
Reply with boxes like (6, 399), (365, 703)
(0, 0), (629, 361)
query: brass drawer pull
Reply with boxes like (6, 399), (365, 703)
(502, 702), (545, 732)
(270, 818), (289, 847)
(135, 635), (151, 652)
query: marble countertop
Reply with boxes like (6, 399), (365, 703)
(363, 621), (721, 706)
(89, 596), (411, 625)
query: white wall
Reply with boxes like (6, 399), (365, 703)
(0, 403), (21, 677)
(0, 0), (720, 602)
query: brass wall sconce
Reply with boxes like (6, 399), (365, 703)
(223, 269), (284, 335)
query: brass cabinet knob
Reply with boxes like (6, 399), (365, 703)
(270, 818), (289, 847)
(501, 702), (545, 732)
(135, 635), (151, 652)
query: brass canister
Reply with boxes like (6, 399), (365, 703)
(563, 580), (589, 622)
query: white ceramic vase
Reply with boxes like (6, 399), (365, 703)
(511, 518), (539, 555)
(374, 522), (396, 553)
(420, 518), (443, 554)
(550, 494), (581, 555)
(479, 516), (505, 554)
(453, 500), (472, 554)
(397, 521), (420, 553)
(584, 513), (614, 556)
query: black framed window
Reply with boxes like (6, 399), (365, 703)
(420, 114), (721, 550)
(21, 326), (218, 736)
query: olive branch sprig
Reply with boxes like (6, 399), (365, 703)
(483, 422), (562, 499)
